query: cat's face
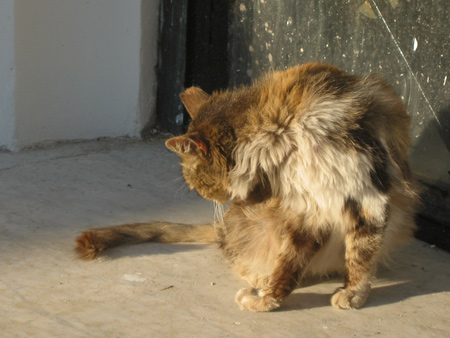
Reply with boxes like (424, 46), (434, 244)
(166, 133), (230, 203)
(165, 87), (231, 203)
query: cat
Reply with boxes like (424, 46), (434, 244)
(76, 63), (418, 312)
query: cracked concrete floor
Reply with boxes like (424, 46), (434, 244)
(1, 138), (449, 337)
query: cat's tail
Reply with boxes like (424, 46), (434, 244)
(75, 222), (216, 260)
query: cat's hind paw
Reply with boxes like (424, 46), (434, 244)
(235, 288), (280, 312)
(331, 287), (370, 309)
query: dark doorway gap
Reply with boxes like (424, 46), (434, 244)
(184, 0), (231, 130)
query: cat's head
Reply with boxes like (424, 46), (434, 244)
(165, 87), (232, 203)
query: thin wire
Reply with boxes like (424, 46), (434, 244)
(368, 0), (442, 128)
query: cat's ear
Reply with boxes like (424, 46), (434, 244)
(180, 87), (210, 119)
(165, 133), (208, 156)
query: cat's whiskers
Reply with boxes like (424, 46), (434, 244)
(162, 175), (185, 187)
(174, 182), (189, 199)
(213, 201), (225, 231)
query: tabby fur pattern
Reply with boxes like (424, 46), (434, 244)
(76, 63), (418, 311)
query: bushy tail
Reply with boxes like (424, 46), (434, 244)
(75, 222), (216, 260)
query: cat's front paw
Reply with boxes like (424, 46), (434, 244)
(331, 287), (370, 309)
(235, 288), (280, 312)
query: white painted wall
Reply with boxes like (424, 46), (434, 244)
(0, 0), (16, 150)
(0, 0), (158, 150)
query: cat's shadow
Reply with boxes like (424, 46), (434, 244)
(101, 242), (450, 311)
(103, 242), (210, 260)
(280, 281), (417, 311)
(282, 290), (332, 311)
(280, 265), (450, 311)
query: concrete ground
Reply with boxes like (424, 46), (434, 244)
(1, 138), (449, 338)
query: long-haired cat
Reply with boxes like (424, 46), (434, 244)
(76, 63), (418, 311)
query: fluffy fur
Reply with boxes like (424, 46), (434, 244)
(76, 63), (418, 311)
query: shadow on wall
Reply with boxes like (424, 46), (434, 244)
(411, 106), (450, 223)
(412, 106), (450, 251)
(409, 102), (450, 188)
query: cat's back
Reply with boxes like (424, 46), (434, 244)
(230, 63), (414, 205)
(242, 63), (410, 154)
(254, 62), (406, 119)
